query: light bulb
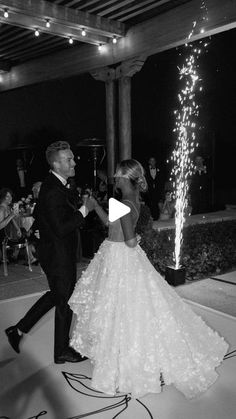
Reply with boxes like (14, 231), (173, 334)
(35, 29), (40, 37)
(69, 37), (73, 45)
(81, 28), (86, 37)
(46, 19), (50, 28)
(98, 44), (102, 51)
(112, 36), (117, 44)
(4, 9), (9, 18)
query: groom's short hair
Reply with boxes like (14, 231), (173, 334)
(46, 141), (70, 168)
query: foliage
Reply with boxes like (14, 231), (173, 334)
(139, 219), (236, 280)
(136, 204), (153, 235)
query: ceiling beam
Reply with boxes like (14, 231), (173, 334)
(0, 0), (236, 91)
(0, 0), (125, 45)
(109, 0), (172, 21)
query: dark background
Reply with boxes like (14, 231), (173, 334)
(0, 28), (236, 206)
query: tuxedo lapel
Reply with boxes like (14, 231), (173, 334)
(44, 173), (77, 211)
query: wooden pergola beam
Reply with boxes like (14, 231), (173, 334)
(0, 0), (236, 91)
(0, 0), (125, 44)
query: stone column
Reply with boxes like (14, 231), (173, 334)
(91, 56), (146, 186)
(90, 67), (116, 196)
(116, 57), (146, 161)
(118, 76), (131, 160)
(105, 78), (116, 192)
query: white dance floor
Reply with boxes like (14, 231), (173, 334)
(0, 293), (236, 419)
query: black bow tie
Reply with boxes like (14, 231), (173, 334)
(65, 181), (70, 189)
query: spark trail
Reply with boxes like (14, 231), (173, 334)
(170, 1), (208, 269)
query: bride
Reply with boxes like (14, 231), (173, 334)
(69, 159), (228, 399)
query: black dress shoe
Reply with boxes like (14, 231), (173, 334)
(5, 326), (23, 353)
(55, 347), (88, 364)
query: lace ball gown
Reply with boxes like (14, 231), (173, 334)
(69, 202), (228, 399)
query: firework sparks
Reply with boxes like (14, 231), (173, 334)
(170, 1), (208, 269)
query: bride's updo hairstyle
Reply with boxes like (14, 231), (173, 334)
(115, 159), (148, 192)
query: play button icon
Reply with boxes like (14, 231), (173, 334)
(108, 198), (130, 222)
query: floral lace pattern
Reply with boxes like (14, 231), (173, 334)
(69, 240), (228, 399)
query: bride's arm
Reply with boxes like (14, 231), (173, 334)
(92, 198), (109, 226)
(120, 208), (137, 248)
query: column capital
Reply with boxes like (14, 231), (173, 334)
(90, 66), (116, 82)
(91, 55), (146, 82)
(116, 55), (146, 79)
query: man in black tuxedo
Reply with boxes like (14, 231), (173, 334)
(5, 141), (94, 363)
(189, 155), (211, 215)
(145, 156), (162, 220)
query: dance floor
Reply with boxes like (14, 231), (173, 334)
(0, 293), (236, 419)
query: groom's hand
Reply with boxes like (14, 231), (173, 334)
(85, 196), (96, 212)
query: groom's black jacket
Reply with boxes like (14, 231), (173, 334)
(37, 172), (84, 278)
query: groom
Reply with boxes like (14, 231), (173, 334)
(5, 141), (94, 363)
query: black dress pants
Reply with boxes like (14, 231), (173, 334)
(17, 268), (76, 359)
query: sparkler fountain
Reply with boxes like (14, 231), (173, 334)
(166, 1), (209, 285)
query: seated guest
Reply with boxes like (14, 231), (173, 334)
(0, 188), (21, 240)
(158, 191), (175, 220)
(0, 187), (36, 264)
(0, 188), (22, 262)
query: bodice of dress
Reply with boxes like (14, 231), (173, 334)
(108, 200), (140, 242)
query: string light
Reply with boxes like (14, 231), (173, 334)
(3, 8), (9, 18)
(1, 11), (122, 48)
(169, 0), (209, 269)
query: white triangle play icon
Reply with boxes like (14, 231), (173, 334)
(108, 198), (130, 222)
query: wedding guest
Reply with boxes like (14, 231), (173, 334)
(145, 156), (163, 220)
(32, 181), (42, 201)
(96, 169), (108, 203)
(25, 182), (42, 265)
(15, 157), (27, 198)
(0, 188), (21, 239)
(190, 155), (210, 214)
(0, 188), (34, 263)
(158, 191), (175, 220)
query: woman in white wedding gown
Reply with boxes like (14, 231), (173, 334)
(69, 159), (228, 399)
